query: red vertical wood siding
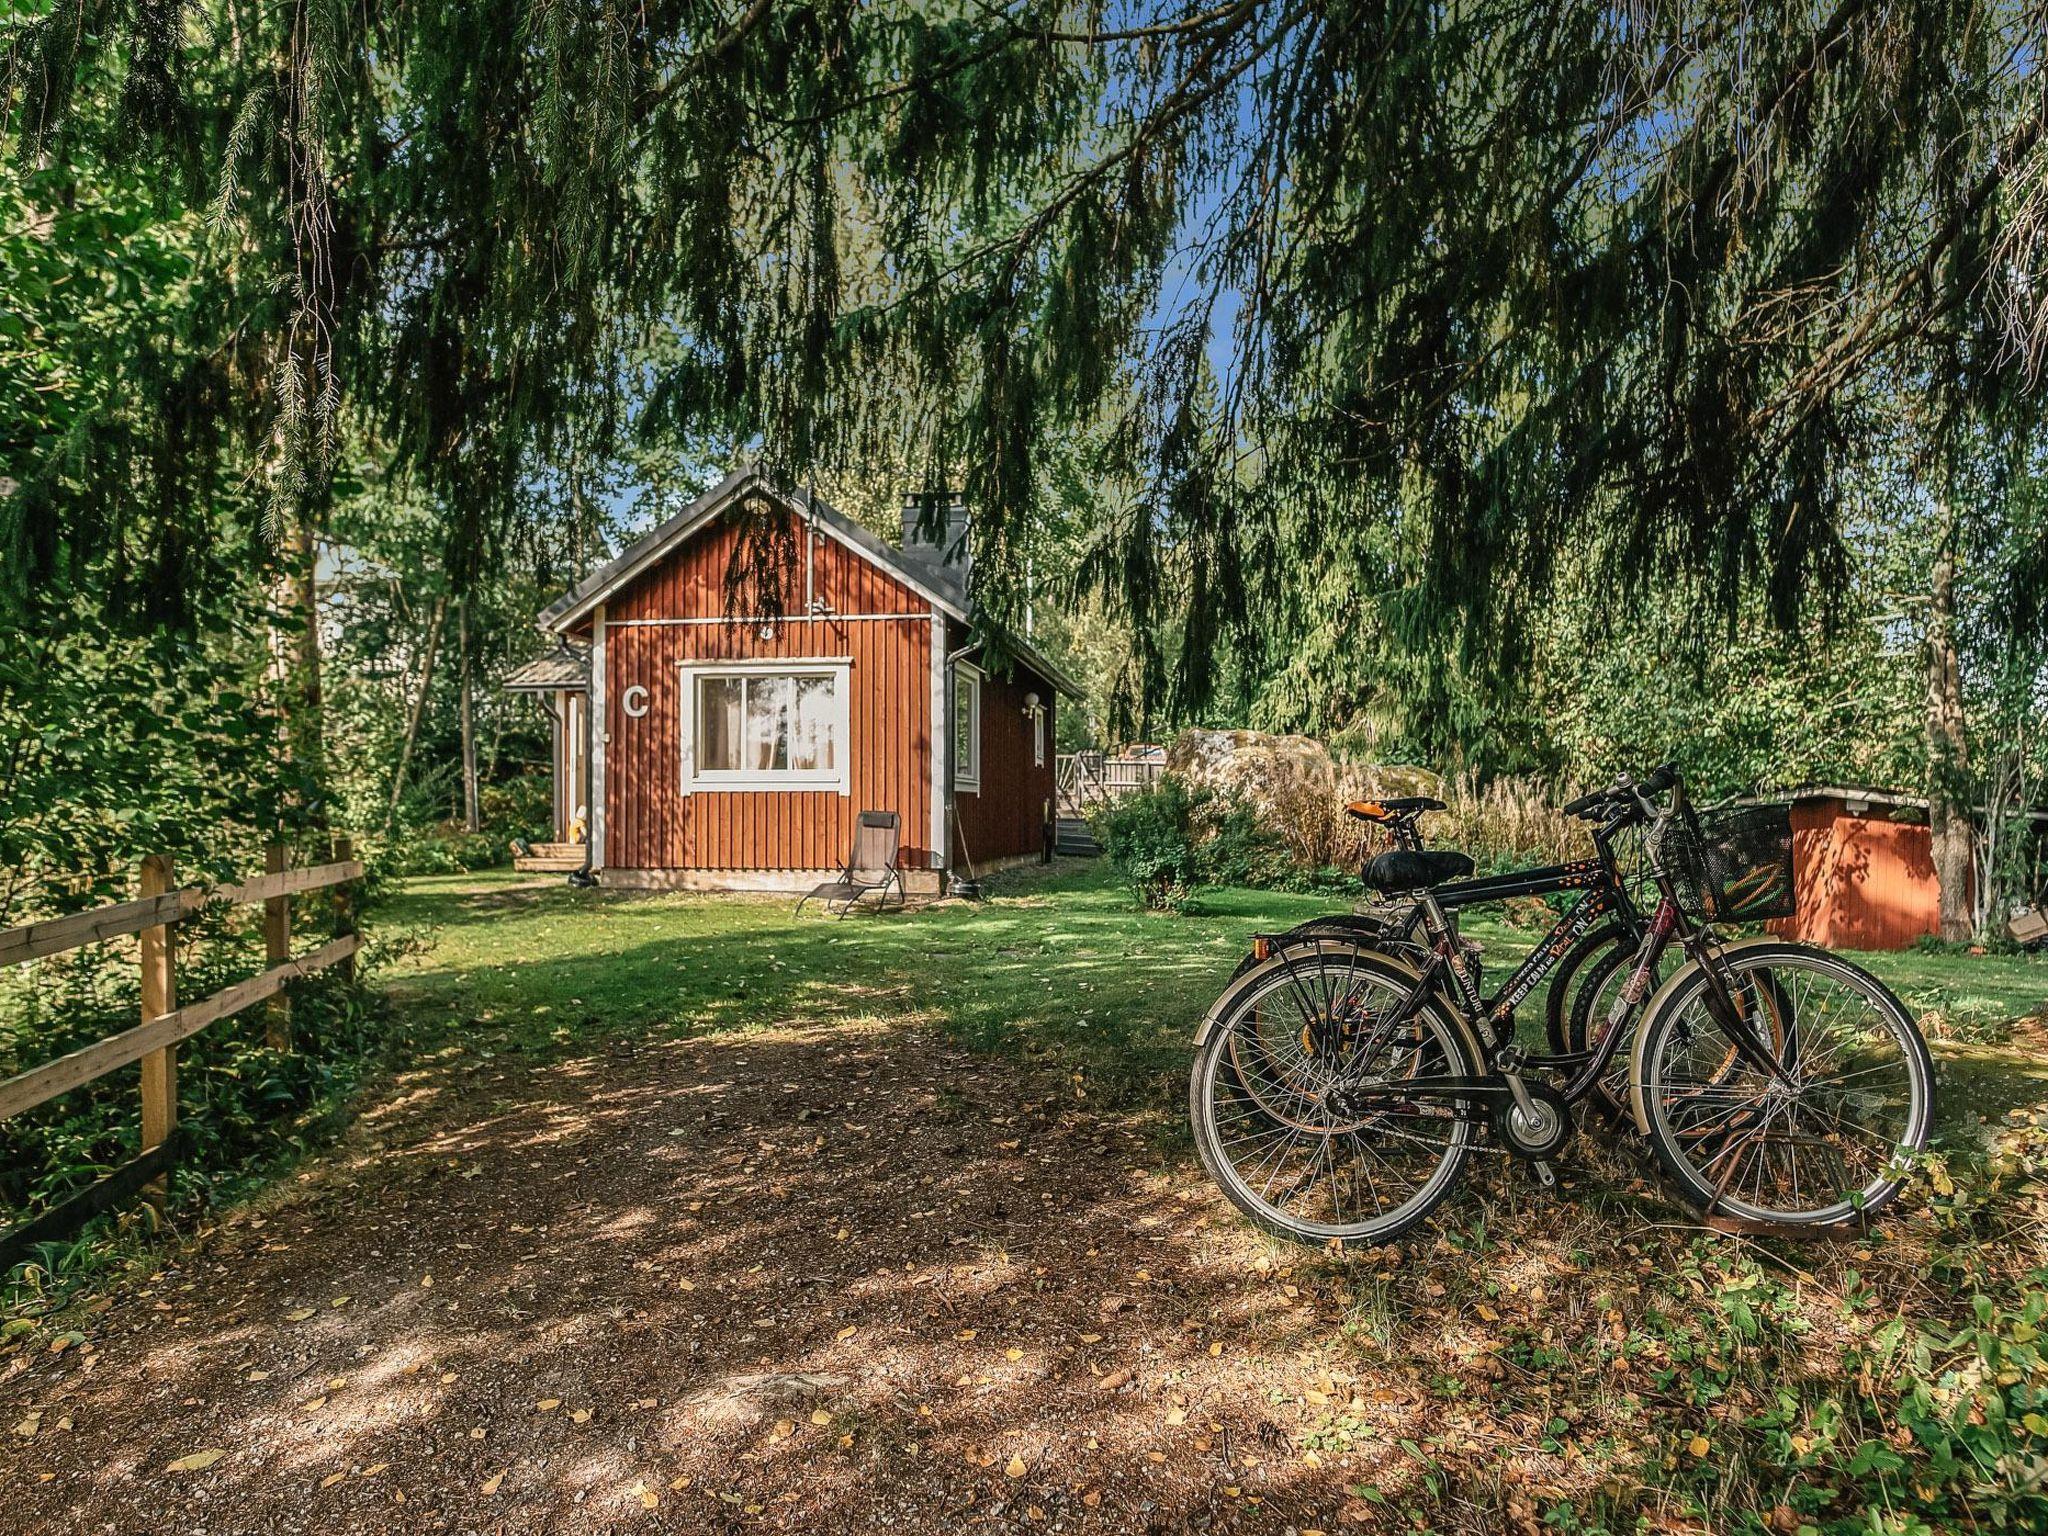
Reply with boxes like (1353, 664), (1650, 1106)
(948, 620), (1058, 866)
(600, 509), (937, 871)
(1769, 798), (1945, 951)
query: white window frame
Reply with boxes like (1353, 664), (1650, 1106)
(679, 657), (852, 795)
(1032, 701), (1046, 767)
(953, 660), (982, 795)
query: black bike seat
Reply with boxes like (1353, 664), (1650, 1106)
(1362, 848), (1476, 892)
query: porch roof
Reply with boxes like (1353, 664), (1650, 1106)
(504, 645), (590, 693)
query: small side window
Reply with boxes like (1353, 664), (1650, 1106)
(954, 665), (982, 793)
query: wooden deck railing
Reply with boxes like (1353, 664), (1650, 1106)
(1055, 752), (1165, 817)
(0, 840), (361, 1269)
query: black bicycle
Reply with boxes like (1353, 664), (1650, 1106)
(1191, 765), (1935, 1245)
(1219, 790), (1672, 1111)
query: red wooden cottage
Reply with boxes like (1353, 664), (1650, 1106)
(505, 469), (1078, 892)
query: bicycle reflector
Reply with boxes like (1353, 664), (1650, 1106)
(1253, 937), (1272, 961)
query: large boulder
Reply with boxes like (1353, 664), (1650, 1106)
(1165, 729), (1336, 820)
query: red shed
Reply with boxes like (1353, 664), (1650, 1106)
(515, 469), (1078, 892)
(1762, 787), (1957, 951)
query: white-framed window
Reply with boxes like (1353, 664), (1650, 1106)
(679, 658), (851, 794)
(953, 661), (982, 794)
(1032, 700), (1046, 767)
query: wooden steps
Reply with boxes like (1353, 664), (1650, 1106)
(514, 841), (586, 873)
(1054, 817), (1100, 857)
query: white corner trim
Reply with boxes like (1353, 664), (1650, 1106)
(930, 614), (949, 868)
(590, 603), (608, 870)
(677, 657), (853, 796)
(953, 659), (983, 796)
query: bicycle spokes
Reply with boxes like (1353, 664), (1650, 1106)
(1646, 957), (1927, 1222)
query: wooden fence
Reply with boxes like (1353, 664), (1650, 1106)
(0, 840), (361, 1270)
(1055, 751), (1165, 817)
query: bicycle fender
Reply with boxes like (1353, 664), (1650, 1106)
(1625, 934), (1793, 1135)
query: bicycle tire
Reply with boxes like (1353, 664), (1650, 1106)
(1631, 943), (1934, 1226)
(1192, 942), (1480, 1246)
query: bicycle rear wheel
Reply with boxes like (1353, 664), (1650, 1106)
(1632, 944), (1933, 1226)
(1192, 942), (1478, 1246)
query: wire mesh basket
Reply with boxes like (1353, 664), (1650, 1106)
(1653, 803), (1796, 922)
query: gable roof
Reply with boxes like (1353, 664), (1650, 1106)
(537, 468), (1081, 698)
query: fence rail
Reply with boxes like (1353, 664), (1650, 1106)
(1055, 752), (1165, 817)
(0, 840), (361, 1271)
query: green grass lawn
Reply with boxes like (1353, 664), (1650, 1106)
(379, 860), (2048, 1139)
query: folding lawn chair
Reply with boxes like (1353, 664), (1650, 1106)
(796, 810), (906, 917)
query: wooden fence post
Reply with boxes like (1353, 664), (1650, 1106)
(263, 842), (292, 1051)
(330, 835), (356, 983)
(138, 854), (176, 1211)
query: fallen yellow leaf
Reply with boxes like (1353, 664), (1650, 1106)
(836, 1326), (857, 1341)
(1005, 1455), (1028, 1478)
(320, 1472), (346, 1488)
(481, 1471), (504, 1495)
(571, 1409), (592, 1424)
(537, 1398), (561, 1412)
(1687, 1434), (1711, 1458)
(286, 1308), (315, 1322)
(165, 1449), (226, 1473)
(811, 1409), (833, 1426)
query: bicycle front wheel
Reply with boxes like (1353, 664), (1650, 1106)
(1192, 942), (1478, 1246)
(1633, 944), (1934, 1226)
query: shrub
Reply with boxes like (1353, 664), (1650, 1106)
(1091, 775), (1281, 909)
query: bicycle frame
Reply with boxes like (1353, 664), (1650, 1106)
(1261, 804), (1793, 1120)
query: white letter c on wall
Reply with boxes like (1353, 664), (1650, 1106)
(622, 684), (649, 719)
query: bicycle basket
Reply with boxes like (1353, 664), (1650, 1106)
(1655, 803), (1795, 921)
(1699, 803), (1796, 921)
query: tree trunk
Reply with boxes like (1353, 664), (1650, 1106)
(273, 506), (331, 833)
(1924, 532), (1975, 941)
(459, 596), (481, 833)
(386, 591), (450, 834)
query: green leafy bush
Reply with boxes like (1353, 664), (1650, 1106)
(1090, 776), (1280, 909)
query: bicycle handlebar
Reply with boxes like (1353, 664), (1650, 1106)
(1563, 761), (1680, 819)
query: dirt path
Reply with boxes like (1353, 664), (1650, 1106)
(0, 1020), (1533, 1535)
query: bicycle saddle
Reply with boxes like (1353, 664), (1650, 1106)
(1345, 796), (1448, 822)
(1361, 848), (1475, 891)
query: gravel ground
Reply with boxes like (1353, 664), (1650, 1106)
(0, 1020), (1470, 1535)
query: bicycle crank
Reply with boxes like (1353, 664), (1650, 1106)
(1492, 1077), (1573, 1162)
